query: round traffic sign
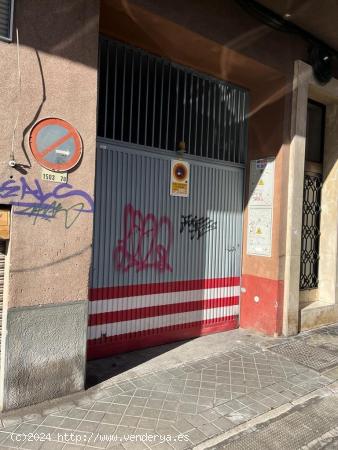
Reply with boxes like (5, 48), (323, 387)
(29, 118), (82, 172)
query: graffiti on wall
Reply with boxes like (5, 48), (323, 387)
(0, 177), (94, 228)
(113, 204), (173, 273)
(180, 214), (217, 240)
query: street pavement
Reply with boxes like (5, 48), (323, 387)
(1, 325), (338, 449)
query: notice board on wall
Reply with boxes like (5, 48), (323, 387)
(247, 158), (275, 257)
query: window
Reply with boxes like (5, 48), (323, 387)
(305, 100), (326, 164)
(0, 0), (14, 42)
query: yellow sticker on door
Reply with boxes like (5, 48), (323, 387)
(170, 160), (190, 197)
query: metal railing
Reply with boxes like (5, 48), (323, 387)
(97, 36), (248, 164)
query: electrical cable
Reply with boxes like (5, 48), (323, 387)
(10, 27), (21, 166)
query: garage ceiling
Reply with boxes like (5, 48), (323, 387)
(256, 0), (338, 50)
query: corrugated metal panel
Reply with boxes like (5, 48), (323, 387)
(97, 37), (248, 164)
(88, 141), (244, 358)
(0, 240), (6, 362)
(0, 0), (13, 41)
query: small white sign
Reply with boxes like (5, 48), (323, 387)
(247, 207), (273, 257)
(41, 168), (68, 183)
(249, 158), (275, 207)
(247, 157), (275, 257)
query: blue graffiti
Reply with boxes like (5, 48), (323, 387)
(0, 177), (94, 228)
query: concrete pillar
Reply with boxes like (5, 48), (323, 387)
(282, 61), (338, 334)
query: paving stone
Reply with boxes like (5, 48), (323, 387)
(165, 393), (181, 402)
(85, 411), (106, 423)
(186, 427), (207, 445)
(177, 403), (196, 414)
(183, 414), (208, 428)
(108, 404), (128, 415)
(224, 399), (246, 411)
(231, 385), (247, 395)
(149, 392), (167, 400)
(184, 386), (199, 395)
(214, 404), (233, 416)
(142, 409), (160, 419)
(137, 418), (157, 430)
(118, 382), (137, 392)
(18, 439), (44, 449)
(168, 386), (185, 394)
(129, 398), (148, 407)
(197, 397), (214, 408)
(106, 444), (125, 449)
(169, 438), (192, 450)
(67, 408), (89, 420)
(198, 421), (221, 437)
(115, 424), (136, 436)
(212, 417), (234, 432)
(105, 386), (124, 397)
(180, 394), (198, 404)
(248, 401), (270, 415)
(119, 416), (140, 427)
(156, 421), (179, 435)
(77, 420), (100, 433)
(135, 390), (152, 398)
(101, 413), (121, 425)
(159, 410), (178, 422)
(226, 407), (258, 424)
(259, 396), (282, 408)
(122, 441), (149, 450)
(2, 327), (338, 449)
(200, 409), (222, 422)
(91, 402), (112, 413)
(0, 431), (10, 444)
(146, 399), (164, 409)
(95, 422), (117, 435)
(40, 441), (65, 449)
(172, 418), (195, 433)
(199, 388), (214, 398)
(151, 443), (173, 450)
(162, 401), (178, 411)
(123, 406), (143, 417)
(23, 414), (45, 425)
(114, 396), (132, 406)
(2, 417), (22, 428)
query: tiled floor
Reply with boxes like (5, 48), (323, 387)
(0, 333), (335, 450)
(211, 391), (338, 450)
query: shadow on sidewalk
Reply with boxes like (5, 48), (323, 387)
(85, 339), (192, 388)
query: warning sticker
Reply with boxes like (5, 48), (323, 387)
(170, 160), (190, 197)
(249, 158), (275, 207)
(247, 207), (273, 257)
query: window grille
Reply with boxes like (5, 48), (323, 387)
(300, 173), (322, 290)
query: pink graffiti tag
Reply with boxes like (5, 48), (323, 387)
(113, 204), (173, 273)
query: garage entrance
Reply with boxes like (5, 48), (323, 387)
(88, 37), (248, 359)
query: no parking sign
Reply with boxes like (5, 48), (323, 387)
(29, 118), (83, 172)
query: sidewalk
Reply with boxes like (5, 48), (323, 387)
(1, 325), (338, 449)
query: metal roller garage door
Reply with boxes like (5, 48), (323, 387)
(88, 37), (248, 359)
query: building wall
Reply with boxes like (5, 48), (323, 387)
(0, 0), (100, 410)
(101, 0), (337, 337)
(99, 0), (309, 336)
(284, 61), (338, 335)
(0, 0), (335, 411)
